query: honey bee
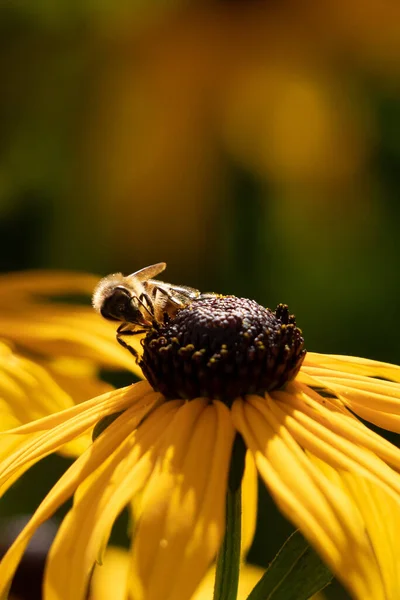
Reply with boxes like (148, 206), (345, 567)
(92, 262), (201, 359)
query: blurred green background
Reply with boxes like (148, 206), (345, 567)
(1, 0), (400, 597)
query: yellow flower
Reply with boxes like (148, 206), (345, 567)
(0, 270), (140, 456)
(0, 291), (400, 599)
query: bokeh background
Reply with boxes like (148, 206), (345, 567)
(1, 0), (400, 597)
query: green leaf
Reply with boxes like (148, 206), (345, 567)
(246, 530), (333, 600)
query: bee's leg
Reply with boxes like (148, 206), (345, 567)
(116, 324), (147, 363)
(138, 292), (154, 317)
(151, 286), (185, 324)
(127, 295), (151, 321)
(116, 335), (139, 361)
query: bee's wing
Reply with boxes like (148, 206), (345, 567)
(153, 282), (200, 306)
(169, 284), (200, 301)
(127, 262), (167, 282)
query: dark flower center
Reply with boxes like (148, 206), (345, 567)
(140, 296), (306, 405)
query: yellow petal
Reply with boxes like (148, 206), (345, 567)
(272, 387), (400, 500)
(288, 382), (400, 472)
(0, 270), (99, 297)
(41, 356), (114, 406)
(0, 343), (74, 423)
(89, 547), (130, 600)
(0, 270), (142, 375)
(335, 402), (400, 433)
(129, 399), (235, 600)
(192, 563), (264, 600)
(232, 395), (387, 600)
(308, 454), (400, 598)
(44, 401), (182, 600)
(0, 382), (158, 496)
(304, 353), (400, 383)
(0, 317), (139, 374)
(0, 391), (162, 597)
(241, 451), (258, 558)
(302, 369), (400, 413)
(91, 551), (265, 600)
(299, 365), (400, 432)
(0, 343), (113, 457)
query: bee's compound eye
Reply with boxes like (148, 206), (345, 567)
(100, 287), (134, 321)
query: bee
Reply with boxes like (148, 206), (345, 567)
(92, 262), (201, 359)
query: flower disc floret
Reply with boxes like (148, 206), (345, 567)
(140, 296), (306, 403)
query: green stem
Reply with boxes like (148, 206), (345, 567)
(213, 472), (242, 600)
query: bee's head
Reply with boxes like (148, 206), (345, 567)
(92, 275), (130, 321)
(102, 287), (137, 322)
(92, 274), (151, 325)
